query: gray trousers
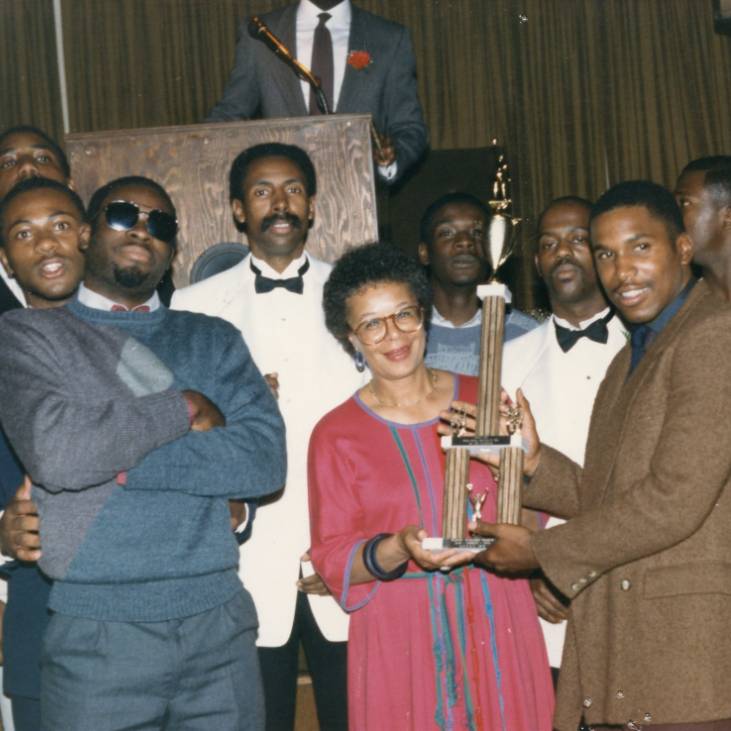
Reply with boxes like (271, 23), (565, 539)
(41, 591), (264, 731)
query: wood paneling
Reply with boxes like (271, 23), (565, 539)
(66, 115), (378, 285)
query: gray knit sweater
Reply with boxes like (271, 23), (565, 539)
(0, 299), (286, 621)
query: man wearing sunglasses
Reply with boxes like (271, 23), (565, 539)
(173, 143), (364, 731)
(0, 175), (286, 730)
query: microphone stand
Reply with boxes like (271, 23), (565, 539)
(312, 86), (331, 116)
(248, 14), (384, 152)
(248, 16), (331, 115)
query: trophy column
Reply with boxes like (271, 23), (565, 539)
(441, 448), (470, 542)
(498, 443), (524, 525)
(477, 291), (505, 436)
(424, 141), (524, 552)
(474, 283), (524, 526)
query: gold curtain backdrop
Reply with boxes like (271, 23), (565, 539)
(1, 0), (62, 139)
(2, 0), (731, 257)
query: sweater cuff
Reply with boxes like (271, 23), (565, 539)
(130, 389), (192, 453)
(184, 395), (196, 426)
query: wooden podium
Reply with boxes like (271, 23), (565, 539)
(65, 115), (378, 287)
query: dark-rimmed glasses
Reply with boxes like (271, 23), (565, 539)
(102, 200), (178, 244)
(353, 305), (424, 345)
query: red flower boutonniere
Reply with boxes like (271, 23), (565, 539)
(347, 50), (372, 70)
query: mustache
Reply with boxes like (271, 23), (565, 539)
(550, 255), (580, 275)
(260, 213), (303, 232)
(119, 241), (153, 254)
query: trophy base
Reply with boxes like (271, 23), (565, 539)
(441, 434), (527, 455)
(422, 536), (495, 552)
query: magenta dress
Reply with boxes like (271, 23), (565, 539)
(308, 375), (554, 731)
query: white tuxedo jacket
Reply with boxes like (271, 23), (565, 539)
(172, 255), (364, 645)
(501, 312), (627, 666)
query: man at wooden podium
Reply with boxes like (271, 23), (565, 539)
(208, 0), (428, 183)
(172, 142), (364, 730)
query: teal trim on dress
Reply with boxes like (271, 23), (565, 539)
(389, 426), (425, 525)
(479, 571), (507, 731)
(453, 576), (477, 731)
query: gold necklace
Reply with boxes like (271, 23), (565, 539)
(368, 369), (439, 408)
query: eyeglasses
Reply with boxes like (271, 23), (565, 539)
(353, 305), (424, 345)
(102, 200), (178, 244)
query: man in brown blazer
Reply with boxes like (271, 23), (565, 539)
(470, 181), (731, 730)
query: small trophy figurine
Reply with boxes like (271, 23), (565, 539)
(466, 483), (487, 521)
(423, 142), (525, 552)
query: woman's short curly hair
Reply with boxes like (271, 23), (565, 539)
(324, 242), (432, 355)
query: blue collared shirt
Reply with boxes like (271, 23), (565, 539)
(628, 277), (696, 373)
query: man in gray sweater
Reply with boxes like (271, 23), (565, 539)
(420, 191), (538, 375)
(0, 175), (286, 731)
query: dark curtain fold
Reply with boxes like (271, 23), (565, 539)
(61, 0), (275, 132)
(0, 0), (63, 140)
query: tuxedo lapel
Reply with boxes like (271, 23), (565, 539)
(268, 5), (308, 117)
(523, 321), (554, 388)
(202, 260), (250, 334)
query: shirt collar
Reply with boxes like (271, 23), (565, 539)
(249, 251), (309, 280)
(430, 305), (482, 330)
(553, 306), (612, 332)
(643, 277), (696, 336)
(297, 0), (351, 30)
(77, 282), (161, 312)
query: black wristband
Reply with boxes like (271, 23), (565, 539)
(362, 532), (408, 581)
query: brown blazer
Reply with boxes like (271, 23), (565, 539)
(527, 280), (731, 730)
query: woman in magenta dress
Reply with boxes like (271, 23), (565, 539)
(308, 244), (553, 731)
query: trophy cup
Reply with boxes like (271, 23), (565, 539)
(424, 142), (525, 551)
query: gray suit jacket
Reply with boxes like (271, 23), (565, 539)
(209, 3), (428, 179)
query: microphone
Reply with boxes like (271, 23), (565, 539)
(248, 16), (297, 64)
(247, 16), (331, 114)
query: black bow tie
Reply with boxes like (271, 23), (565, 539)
(554, 311), (614, 352)
(251, 259), (309, 294)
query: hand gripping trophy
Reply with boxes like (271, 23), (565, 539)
(424, 141), (525, 550)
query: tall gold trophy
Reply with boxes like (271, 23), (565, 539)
(424, 142), (525, 551)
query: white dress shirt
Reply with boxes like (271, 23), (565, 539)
(296, 0), (351, 112)
(295, 0), (397, 180)
(77, 283), (161, 312)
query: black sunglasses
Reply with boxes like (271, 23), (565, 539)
(103, 200), (178, 244)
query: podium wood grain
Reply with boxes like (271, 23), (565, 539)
(66, 115), (378, 287)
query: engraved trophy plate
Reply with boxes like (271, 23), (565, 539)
(442, 432), (527, 455)
(422, 536), (495, 551)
